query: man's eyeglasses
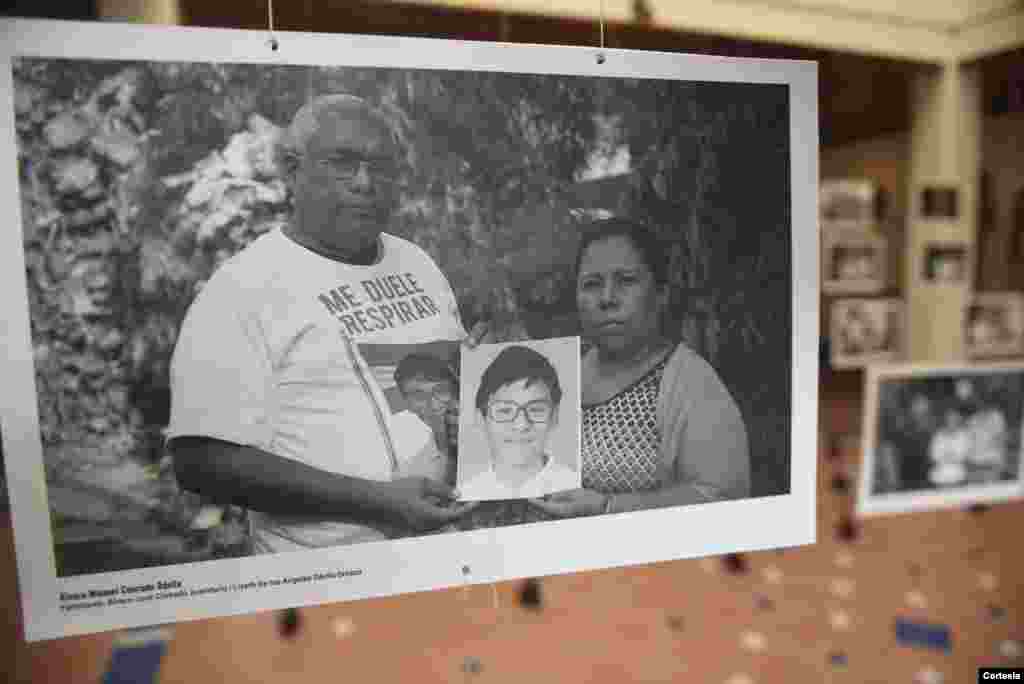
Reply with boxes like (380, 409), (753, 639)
(318, 153), (400, 185)
(485, 400), (554, 424)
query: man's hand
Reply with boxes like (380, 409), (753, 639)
(464, 317), (531, 350)
(377, 477), (478, 532)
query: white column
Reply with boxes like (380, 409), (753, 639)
(905, 61), (981, 362)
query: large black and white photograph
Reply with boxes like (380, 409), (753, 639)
(456, 338), (580, 502)
(965, 293), (1024, 359)
(0, 19), (817, 641)
(829, 298), (904, 369)
(858, 362), (1024, 516)
(822, 231), (887, 294)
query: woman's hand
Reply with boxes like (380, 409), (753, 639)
(529, 488), (609, 518)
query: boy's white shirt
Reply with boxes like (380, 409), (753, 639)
(459, 453), (579, 502)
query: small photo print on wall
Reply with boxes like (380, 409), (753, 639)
(820, 178), (878, 230)
(858, 362), (1024, 516)
(823, 231), (887, 294)
(829, 298), (904, 370)
(456, 338), (581, 502)
(923, 243), (969, 283)
(965, 293), (1024, 360)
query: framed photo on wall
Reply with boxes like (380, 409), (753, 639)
(857, 361), (1024, 516)
(829, 298), (905, 370)
(0, 18), (818, 640)
(965, 293), (1024, 360)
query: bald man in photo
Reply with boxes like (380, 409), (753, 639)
(167, 95), (483, 552)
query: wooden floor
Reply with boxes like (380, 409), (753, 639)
(2, 371), (1022, 683)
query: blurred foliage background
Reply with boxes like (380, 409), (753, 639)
(12, 58), (790, 574)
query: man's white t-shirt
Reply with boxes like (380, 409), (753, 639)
(166, 228), (465, 553)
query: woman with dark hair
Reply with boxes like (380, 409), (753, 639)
(530, 217), (751, 518)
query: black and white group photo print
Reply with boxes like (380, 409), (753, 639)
(456, 337), (581, 503)
(965, 293), (1024, 359)
(829, 298), (904, 369)
(857, 362), (1024, 516)
(822, 231), (887, 294)
(0, 19), (818, 640)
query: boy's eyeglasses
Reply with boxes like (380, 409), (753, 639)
(485, 400), (554, 424)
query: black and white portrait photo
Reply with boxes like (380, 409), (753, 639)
(819, 178), (878, 229)
(829, 298), (904, 369)
(858, 363), (1024, 516)
(822, 232), (887, 294)
(457, 338), (580, 502)
(923, 243), (969, 283)
(965, 293), (1024, 359)
(0, 19), (817, 640)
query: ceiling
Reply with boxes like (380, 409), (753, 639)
(1, 0), (1019, 147)
(725, 0), (1022, 30)
(180, 0), (1024, 147)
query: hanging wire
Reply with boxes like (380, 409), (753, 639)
(596, 0), (606, 64)
(267, 0), (279, 51)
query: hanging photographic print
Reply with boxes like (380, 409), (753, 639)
(0, 18), (818, 640)
(819, 178), (878, 231)
(829, 297), (905, 370)
(965, 293), (1024, 360)
(857, 361), (1024, 516)
(822, 229), (887, 295)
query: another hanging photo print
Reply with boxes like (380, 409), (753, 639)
(819, 178), (879, 231)
(965, 293), (1024, 360)
(456, 338), (581, 502)
(823, 230), (888, 295)
(857, 362), (1024, 516)
(829, 298), (905, 370)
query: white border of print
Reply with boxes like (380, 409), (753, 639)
(0, 18), (818, 641)
(822, 230), (887, 295)
(856, 361), (1024, 517)
(965, 292), (1024, 360)
(829, 298), (905, 370)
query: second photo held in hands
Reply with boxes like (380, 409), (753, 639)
(456, 338), (582, 502)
